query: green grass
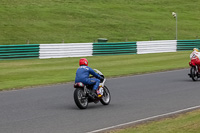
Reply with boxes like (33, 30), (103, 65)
(0, 0), (200, 45)
(0, 51), (190, 91)
(109, 109), (200, 133)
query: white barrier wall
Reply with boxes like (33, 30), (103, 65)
(38, 40), (178, 59)
(39, 43), (93, 59)
(137, 40), (177, 54)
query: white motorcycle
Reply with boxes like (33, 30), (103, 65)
(73, 69), (111, 109)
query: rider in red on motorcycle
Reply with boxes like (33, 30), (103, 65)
(75, 58), (103, 97)
(190, 48), (200, 66)
(189, 48), (200, 73)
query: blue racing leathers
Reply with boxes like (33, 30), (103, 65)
(75, 65), (102, 90)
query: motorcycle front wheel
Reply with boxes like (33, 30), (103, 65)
(74, 88), (88, 109)
(191, 66), (198, 81)
(100, 86), (111, 105)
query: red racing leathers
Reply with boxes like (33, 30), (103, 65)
(189, 51), (200, 72)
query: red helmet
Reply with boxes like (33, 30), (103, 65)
(79, 58), (88, 66)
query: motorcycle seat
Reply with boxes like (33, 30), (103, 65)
(74, 82), (85, 88)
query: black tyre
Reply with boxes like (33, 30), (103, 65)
(74, 88), (88, 109)
(191, 66), (198, 81)
(100, 86), (111, 105)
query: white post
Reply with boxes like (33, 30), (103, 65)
(172, 12), (177, 40)
(176, 13), (177, 40)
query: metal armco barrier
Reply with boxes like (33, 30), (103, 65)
(177, 40), (200, 51)
(0, 44), (39, 60)
(93, 42), (137, 56)
(39, 43), (93, 59)
(137, 40), (177, 54)
(0, 39), (200, 60)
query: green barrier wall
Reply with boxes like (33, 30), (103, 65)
(1, 40), (200, 60)
(0, 44), (40, 60)
(93, 42), (137, 56)
(177, 40), (200, 51)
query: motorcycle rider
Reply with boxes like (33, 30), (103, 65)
(75, 58), (103, 97)
(190, 48), (200, 65)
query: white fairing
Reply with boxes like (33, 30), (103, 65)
(190, 51), (200, 59)
(94, 69), (106, 88)
(98, 87), (104, 95)
(93, 69), (103, 75)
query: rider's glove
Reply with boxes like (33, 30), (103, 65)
(99, 75), (104, 82)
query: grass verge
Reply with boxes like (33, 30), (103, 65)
(108, 109), (200, 133)
(0, 51), (190, 91)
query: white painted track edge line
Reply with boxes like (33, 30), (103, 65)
(87, 105), (200, 133)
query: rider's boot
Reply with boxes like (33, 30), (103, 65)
(91, 89), (98, 98)
(91, 89), (102, 98)
(86, 90), (95, 100)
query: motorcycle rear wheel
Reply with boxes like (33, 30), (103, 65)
(74, 88), (88, 109)
(100, 86), (111, 105)
(191, 66), (198, 81)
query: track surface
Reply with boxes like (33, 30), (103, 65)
(1, 69), (200, 133)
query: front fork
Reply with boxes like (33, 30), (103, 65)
(189, 65), (199, 77)
(195, 65), (199, 73)
(197, 65), (200, 73)
(194, 65), (200, 77)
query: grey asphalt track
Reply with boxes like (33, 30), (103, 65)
(0, 69), (200, 133)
